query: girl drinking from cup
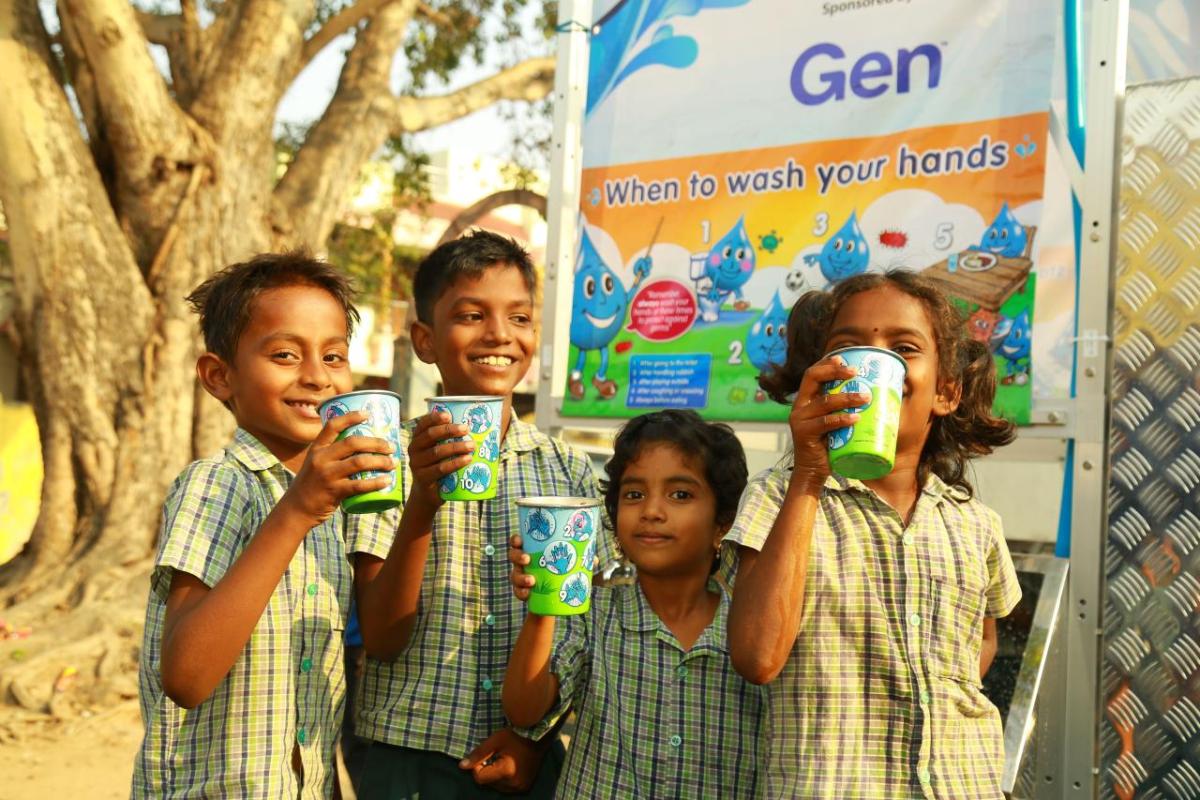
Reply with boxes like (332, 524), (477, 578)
(504, 410), (763, 798)
(726, 270), (1020, 799)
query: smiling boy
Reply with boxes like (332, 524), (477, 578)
(132, 253), (397, 799)
(350, 231), (616, 799)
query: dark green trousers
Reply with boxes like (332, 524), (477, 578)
(357, 740), (565, 800)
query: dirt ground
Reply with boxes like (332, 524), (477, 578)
(0, 700), (143, 800)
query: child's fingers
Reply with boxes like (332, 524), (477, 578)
(794, 411), (861, 438)
(796, 357), (858, 400)
(330, 435), (395, 459)
(412, 410), (451, 436)
(339, 474), (394, 497)
(414, 420), (469, 447)
(314, 410), (369, 446)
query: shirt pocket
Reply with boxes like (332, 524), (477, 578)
(928, 571), (987, 684)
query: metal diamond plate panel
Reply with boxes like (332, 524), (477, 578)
(1103, 76), (1200, 800)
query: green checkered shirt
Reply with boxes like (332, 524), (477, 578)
(723, 461), (1021, 800)
(349, 418), (612, 757)
(132, 428), (389, 799)
(521, 580), (764, 799)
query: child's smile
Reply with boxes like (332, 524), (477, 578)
(208, 284), (354, 472)
(616, 443), (725, 578)
(413, 264), (535, 399)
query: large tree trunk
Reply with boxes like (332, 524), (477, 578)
(0, 0), (555, 715)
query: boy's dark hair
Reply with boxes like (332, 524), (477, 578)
(601, 410), (749, 535)
(185, 251), (359, 361)
(759, 269), (1015, 497)
(413, 230), (537, 324)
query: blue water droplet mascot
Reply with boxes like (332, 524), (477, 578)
(745, 291), (790, 402)
(804, 211), (870, 285)
(569, 228), (650, 401)
(971, 202), (1027, 259)
(995, 310), (1032, 385)
(697, 216), (755, 322)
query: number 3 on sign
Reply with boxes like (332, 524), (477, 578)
(813, 213), (829, 237)
(728, 340), (744, 365)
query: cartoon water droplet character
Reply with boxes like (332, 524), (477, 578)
(582, 538), (597, 571)
(745, 291), (790, 402)
(569, 229), (650, 401)
(461, 462), (493, 495)
(476, 429), (500, 462)
(757, 229), (783, 254)
(559, 572), (591, 607)
(322, 401), (351, 423)
(696, 216), (756, 321)
(824, 377), (871, 450)
(972, 202), (1028, 259)
(439, 471), (457, 495)
(464, 403), (494, 435)
(539, 541), (578, 576)
(586, 0), (751, 117)
(565, 510), (595, 541)
(996, 310), (1032, 385)
(803, 211), (870, 284)
(525, 508), (553, 542)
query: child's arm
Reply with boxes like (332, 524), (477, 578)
(728, 356), (864, 685)
(161, 413), (394, 708)
(501, 533), (561, 727)
(980, 617), (998, 678)
(354, 410), (474, 660)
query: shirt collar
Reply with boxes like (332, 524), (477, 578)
(618, 579), (731, 654)
(228, 428), (283, 473)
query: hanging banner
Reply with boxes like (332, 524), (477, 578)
(562, 0), (1056, 424)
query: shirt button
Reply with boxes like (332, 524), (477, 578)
(484, 614), (496, 626)
(918, 768), (931, 784)
(297, 728), (307, 745)
(669, 735), (682, 748)
(481, 678), (494, 691)
(306, 583), (318, 596)
(902, 532), (915, 546)
(484, 544), (496, 556)
(676, 665), (688, 679)
(909, 612), (921, 627)
(300, 658), (313, 673)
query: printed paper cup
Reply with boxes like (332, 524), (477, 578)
(516, 497), (600, 616)
(426, 395), (503, 501)
(318, 390), (403, 514)
(822, 346), (906, 481)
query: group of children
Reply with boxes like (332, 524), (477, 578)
(131, 230), (1020, 799)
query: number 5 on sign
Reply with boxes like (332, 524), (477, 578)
(933, 222), (954, 250)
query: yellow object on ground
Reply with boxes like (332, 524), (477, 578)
(0, 403), (41, 565)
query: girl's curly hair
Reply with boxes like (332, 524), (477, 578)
(601, 409), (748, 532)
(758, 270), (1015, 497)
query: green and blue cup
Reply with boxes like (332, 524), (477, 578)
(426, 395), (503, 501)
(822, 346), (906, 481)
(318, 390), (404, 514)
(516, 497), (600, 616)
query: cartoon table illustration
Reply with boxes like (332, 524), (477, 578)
(921, 204), (1038, 312)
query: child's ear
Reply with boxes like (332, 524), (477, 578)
(410, 320), (437, 365)
(934, 378), (962, 418)
(196, 353), (234, 403)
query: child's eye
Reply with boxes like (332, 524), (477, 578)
(511, 314), (532, 325)
(621, 489), (643, 501)
(324, 352), (347, 364)
(272, 351), (299, 362)
(669, 490), (693, 501)
(892, 344), (919, 355)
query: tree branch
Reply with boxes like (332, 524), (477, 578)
(437, 189), (547, 247)
(388, 56), (555, 134)
(300, 0), (392, 70)
(134, 9), (180, 46)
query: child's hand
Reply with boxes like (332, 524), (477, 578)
(460, 727), (546, 792)
(407, 410), (475, 507)
(509, 534), (535, 602)
(788, 355), (870, 488)
(284, 411), (396, 526)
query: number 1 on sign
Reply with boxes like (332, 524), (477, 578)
(701, 221), (711, 244)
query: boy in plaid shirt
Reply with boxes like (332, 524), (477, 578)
(350, 231), (615, 798)
(726, 271), (1021, 799)
(132, 253), (396, 798)
(504, 410), (764, 799)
